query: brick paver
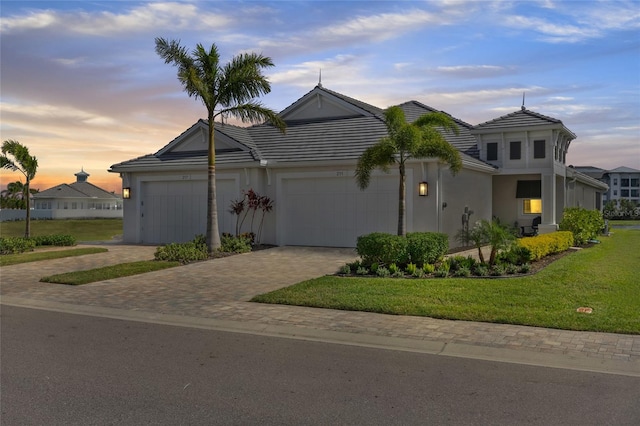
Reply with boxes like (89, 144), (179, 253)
(2, 244), (639, 366)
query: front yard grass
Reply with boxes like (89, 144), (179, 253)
(252, 229), (640, 334)
(0, 219), (123, 241)
(0, 247), (109, 266)
(40, 261), (180, 285)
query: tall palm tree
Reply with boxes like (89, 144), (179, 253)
(1, 140), (38, 237)
(155, 38), (286, 252)
(355, 106), (462, 236)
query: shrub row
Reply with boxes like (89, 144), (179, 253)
(154, 235), (208, 263)
(356, 232), (448, 268)
(518, 231), (573, 261)
(0, 234), (76, 255)
(0, 237), (37, 255)
(153, 234), (254, 263)
(31, 234), (76, 247)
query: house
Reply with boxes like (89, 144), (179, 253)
(108, 85), (606, 247)
(573, 166), (640, 206)
(32, 169), (123, 219)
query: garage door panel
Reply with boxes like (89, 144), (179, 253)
(141, 179), (236, 244)
(281, 175), (401, 247)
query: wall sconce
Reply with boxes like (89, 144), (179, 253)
(122, 187), (131, 199)
(418, 181), (428, 196)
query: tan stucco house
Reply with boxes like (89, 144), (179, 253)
(109, 85), (607, 247)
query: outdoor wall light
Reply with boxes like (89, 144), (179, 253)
(122, 187), (131, 199)
(418, 181), (428, 196)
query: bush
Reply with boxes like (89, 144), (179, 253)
(412, 268), (425, 278)
(497, 245), (532, 265)
(559, 207), (605, 245)
(518, 231), (573, 261)
(154, 235), (208, 263)
(356, 233), (409, 267)
(423, 263), (435, 274)
(220, 234), (252, 254)
(32, 234), (76, 247)
(0, 237), (36, 255)
(356, 266), (369, 275)
(405, 263), (417, 276)
(356, 232), (448, 268)
(376, 266), (390, 277)
(339, 264), (351, 275)
(452, 266), (471, 277)
(406, 232), (449, 266)
(448, 255), (477, 272)
(388, 263), (400, 274)
(473, 264), (489, 277)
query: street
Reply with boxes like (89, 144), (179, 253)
(2, 305), (639, 425)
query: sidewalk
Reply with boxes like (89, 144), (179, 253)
(2, 244), (639, 376)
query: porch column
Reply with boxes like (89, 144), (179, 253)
(539, 173), (558, 234)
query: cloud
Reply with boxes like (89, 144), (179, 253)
(435, 65), (518, 78)
(0, 2), (232, 36)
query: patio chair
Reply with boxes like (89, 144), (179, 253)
(520, 216), (541, 237)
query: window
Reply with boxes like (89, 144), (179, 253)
(510, 141), (521, 160)
(621, 189), (629, 197)
(533, 140), (545, 159)
(523, 199), (542, 214)
(631, 189), (639, 197)
(614, 190), (618, 196)
(486, 143), (498, 161)
(516, 180), (541, 198)
(613, 178), (618, 185)
(71, 202), (77, 210)
(621, 178), (630, 187)
(631, 179), (639, 187)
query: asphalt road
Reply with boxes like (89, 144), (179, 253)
(2, 305), (639, 425)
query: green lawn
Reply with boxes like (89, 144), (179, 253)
(0, 247), (109, 266)
(41, 260), (180, 285)
(0, 219), (123, 241)
(252, 229), (640, 334)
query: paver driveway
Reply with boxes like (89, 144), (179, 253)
(1, 245), (358, 312)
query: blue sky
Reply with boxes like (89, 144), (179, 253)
(1, 0), (639, 192)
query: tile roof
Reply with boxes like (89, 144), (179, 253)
(473, 107), (576, 138)
(34, 181), (119, 199)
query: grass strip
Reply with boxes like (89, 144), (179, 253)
(252, 229), (640, 334)
(0, 247), (108, 266)
(0, 219), (123, 241)
(40, 260), (180, 285)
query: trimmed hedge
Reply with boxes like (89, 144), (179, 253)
(154, 235), (208, 263)
(0, 237), (36, 255)
(0, 234), (76, 255)
(518, 231), (573, 261)
(31, 234), (76, 247)
(356, 232), (448, 268)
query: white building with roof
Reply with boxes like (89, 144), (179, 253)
(109, 85), (606, 247)
(32, 169), (123, 219)
(573, 166), (640, 206)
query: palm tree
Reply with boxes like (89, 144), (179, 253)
(355, 106), (462, 236)
(1, 181), (27, 209)
(1, 140), (38, 237)
(155, 38), (286, 252)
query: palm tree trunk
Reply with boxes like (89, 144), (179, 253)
(24, 180), (31, 238)
(397, 162), (406, 236)
(206, 117), (221, 252)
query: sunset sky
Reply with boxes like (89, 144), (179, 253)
(1, 0), (639, 194)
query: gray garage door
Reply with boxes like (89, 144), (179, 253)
(280, 175), (400, 247)
(141, 179), (237, 244)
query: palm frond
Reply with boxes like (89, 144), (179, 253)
(355, 139), (396, 190)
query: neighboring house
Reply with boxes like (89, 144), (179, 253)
(109, 85), (606, 247)
(573, 166), (640, 206)
(32, 169), (123, 219)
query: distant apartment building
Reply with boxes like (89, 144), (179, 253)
(573, 166), (640, 206)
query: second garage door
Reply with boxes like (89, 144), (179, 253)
(279, 173), (408, 247)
